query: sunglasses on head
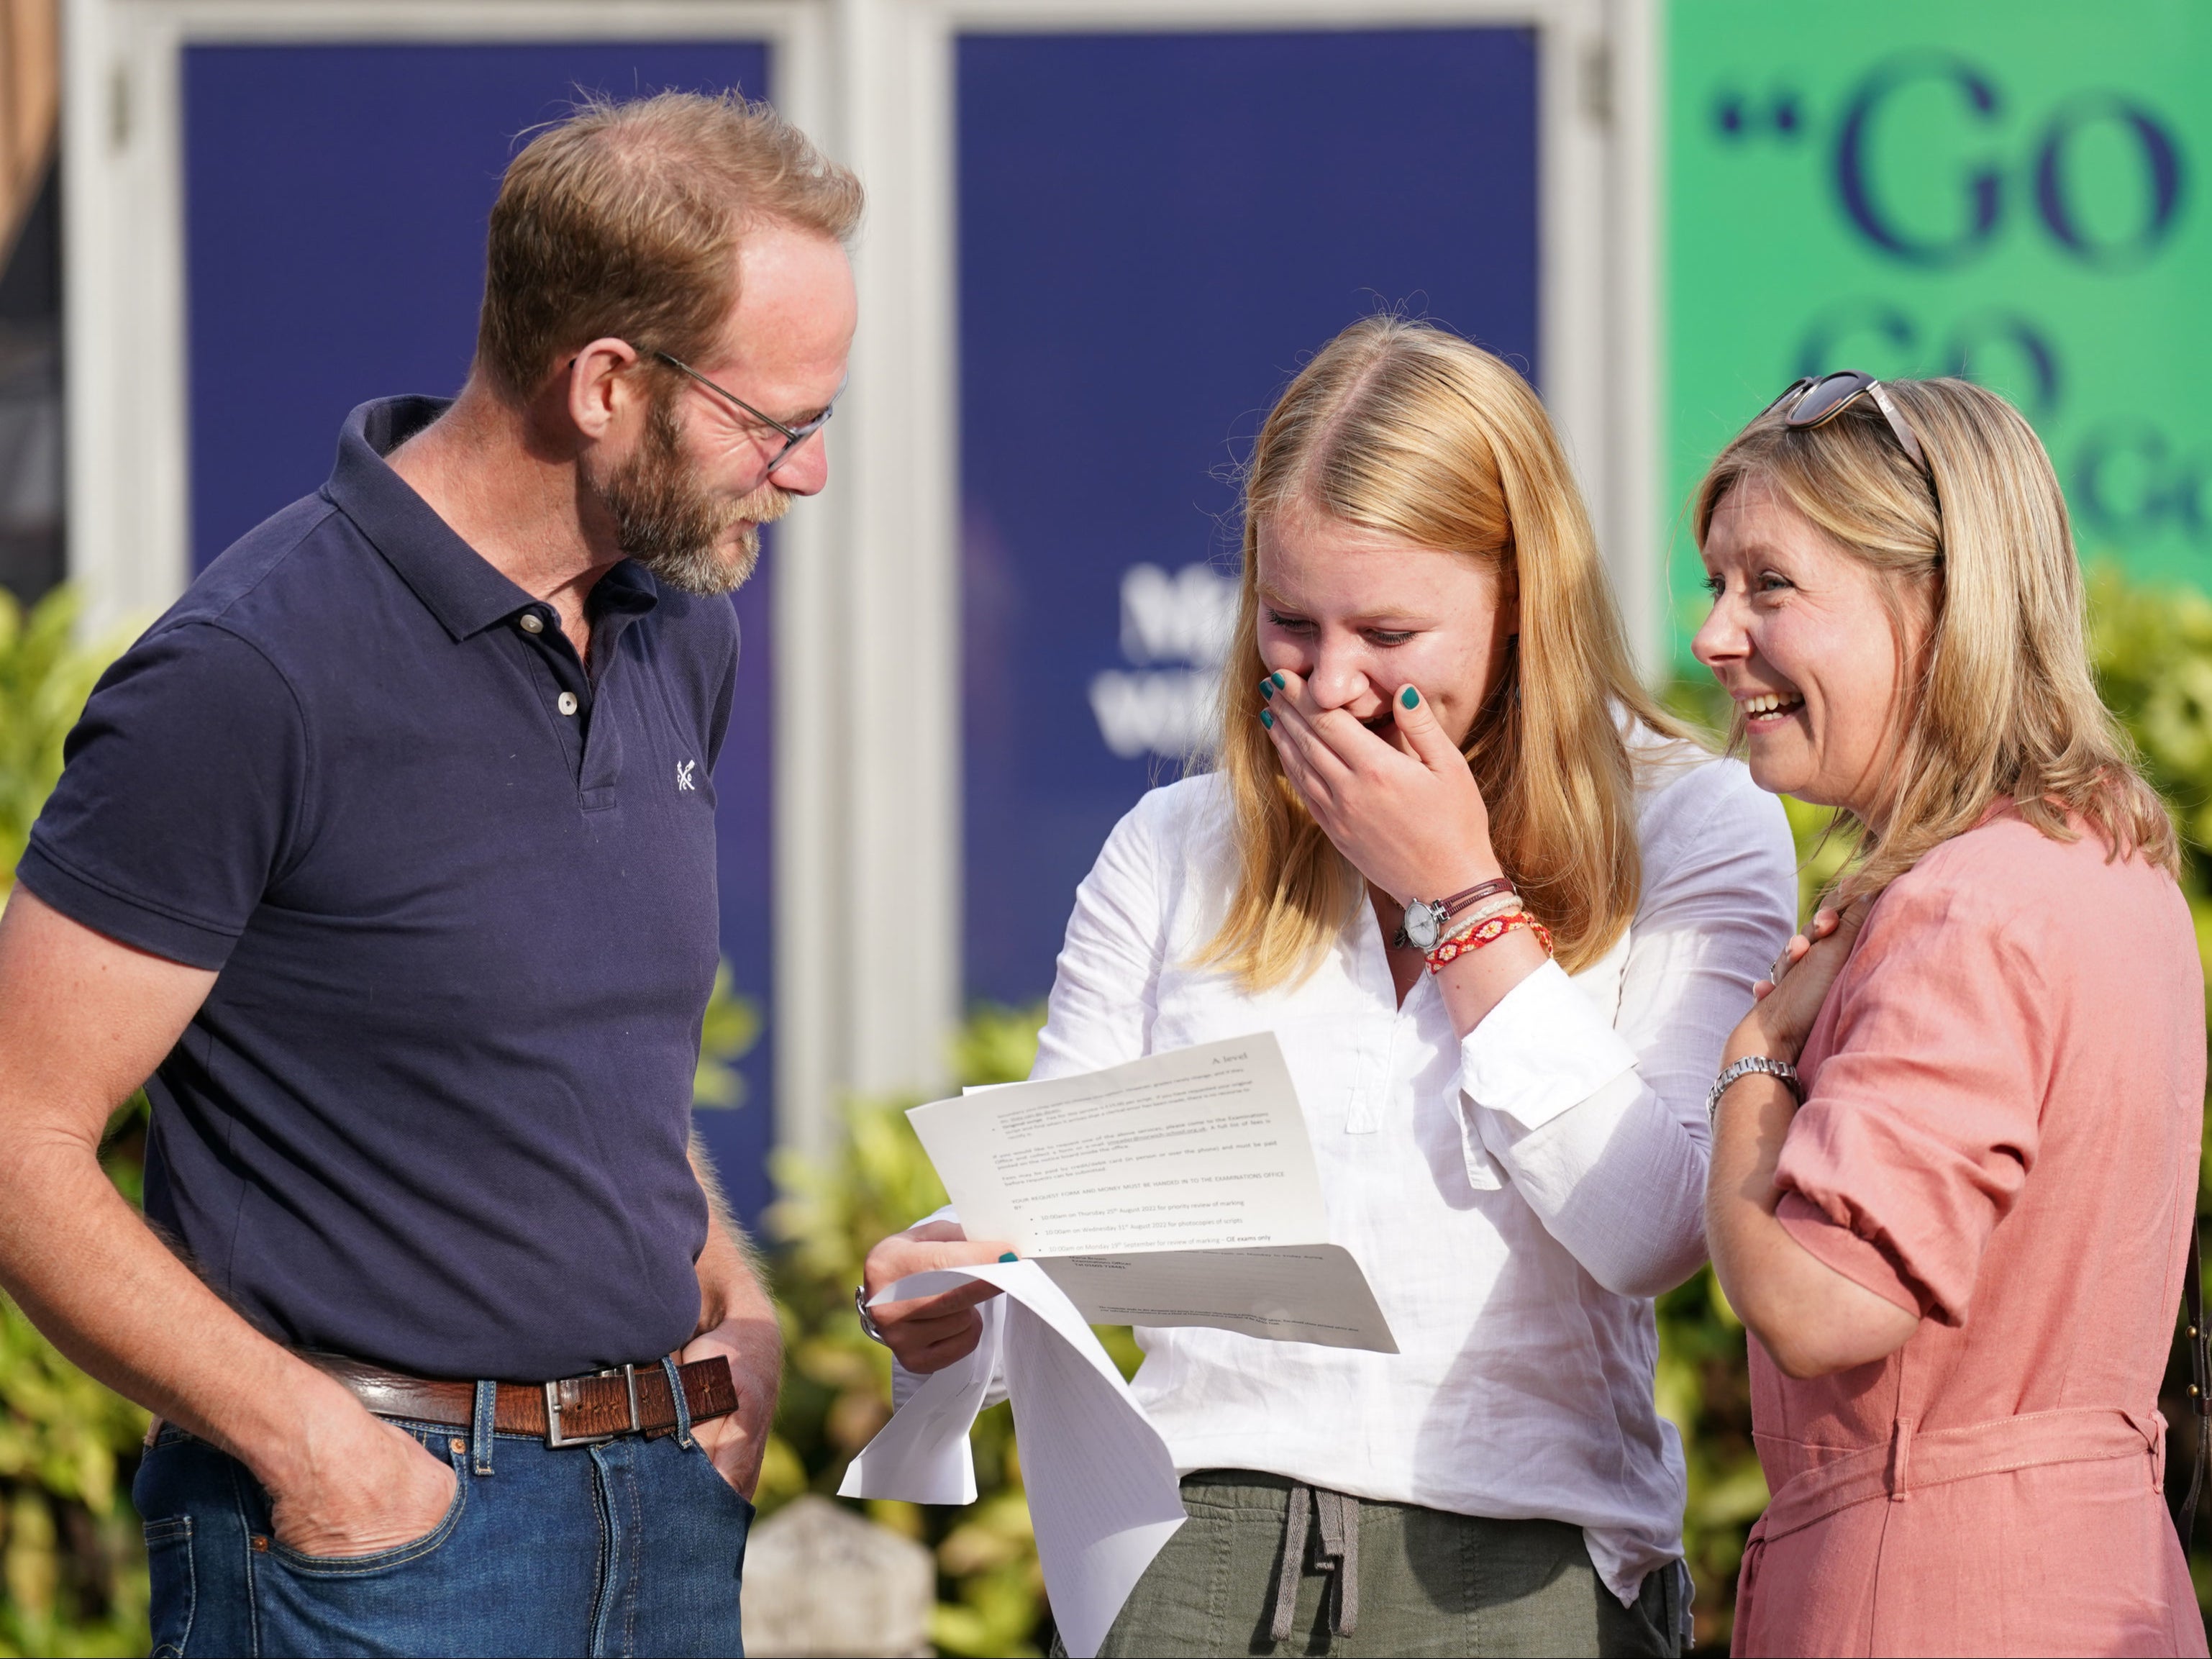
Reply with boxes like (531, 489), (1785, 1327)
(1762, 371), (1927, 473)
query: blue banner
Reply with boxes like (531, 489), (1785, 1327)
(957, 27), (1542, 1006)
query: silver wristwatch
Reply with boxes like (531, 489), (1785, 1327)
(1400, 897), (1455, 953)
(1706, 1055), (1801, 1123)
(1396, 876), (1516, 952)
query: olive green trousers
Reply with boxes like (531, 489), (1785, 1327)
(1065, 1471), (1684, 1658)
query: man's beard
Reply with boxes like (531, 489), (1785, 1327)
(596, 393), (791, 596)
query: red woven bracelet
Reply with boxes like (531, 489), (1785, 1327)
(1425, 909), (1553, 973)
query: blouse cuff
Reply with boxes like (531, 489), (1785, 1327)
(1775, 1191), (1926, 1318)
(1459, 960), (1637, 1131)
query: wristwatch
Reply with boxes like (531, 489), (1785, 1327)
(1396, 877), (1515, 951)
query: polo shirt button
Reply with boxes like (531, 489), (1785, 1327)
(519, 613), (544, 635)
(557, 692), (579, 716)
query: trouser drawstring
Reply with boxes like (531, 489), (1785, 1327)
(1270, 1483), (1359, 1644)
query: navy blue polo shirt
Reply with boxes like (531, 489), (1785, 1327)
(19, 398), (737, 1381)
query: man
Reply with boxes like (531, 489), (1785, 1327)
(0, 91), (858, 1655)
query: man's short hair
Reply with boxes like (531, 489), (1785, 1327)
(476, 90), (863, 401)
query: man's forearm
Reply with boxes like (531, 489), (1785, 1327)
(0, 888), (394, 1524)
(0, 1128), (368, 1489)
(687, 1137), (781, 1407)
(696, 1212), (776, 1342)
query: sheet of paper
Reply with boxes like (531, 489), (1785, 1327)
(834, 1299), (998, 1504)
(909, 1033), (1328, 1255)
(910, 1034), (1399, 1354)
(839, 1261), (1185, 1659)
(1038, 1243), (1398, 1353)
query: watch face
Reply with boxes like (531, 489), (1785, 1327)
(1404, 901), (1440, 951)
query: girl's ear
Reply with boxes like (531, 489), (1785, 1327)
(1499, 563), (1521, 640)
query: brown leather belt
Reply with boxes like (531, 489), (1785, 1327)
(301, 1351), (740, 1448)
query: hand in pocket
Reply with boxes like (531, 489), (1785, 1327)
(268, 1413), (459, 1559)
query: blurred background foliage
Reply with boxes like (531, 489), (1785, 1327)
(4, 566), (2212, 1652)
(0, 586), (150, 1658)
(761, 1002), (1054, 1659)
(0, 586), (109, 896)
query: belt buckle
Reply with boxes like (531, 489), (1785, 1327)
(544, 1363), (642, 1448)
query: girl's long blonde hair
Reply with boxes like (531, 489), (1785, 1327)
(1693, 376), (2176, 901)
(1201, 317), (1679, 991)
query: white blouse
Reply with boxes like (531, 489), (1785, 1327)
(921, 730), (1795, 1602)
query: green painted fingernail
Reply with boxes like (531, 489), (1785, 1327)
(1260, 680), (1274, 701)
(1260, 709), (1274, 729)
(1401, 686), (1420, 709)
(1271, 673), (1285, 689)
(998, 1252), (1017, 1263)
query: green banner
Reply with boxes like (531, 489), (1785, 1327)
(1665, 0), (2212, 663)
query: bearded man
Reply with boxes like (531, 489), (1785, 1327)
(0, 92), (857, 1656)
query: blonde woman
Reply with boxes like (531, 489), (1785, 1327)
(1695, 374), (2208, 1656)
(867, 318), (1795, 1656)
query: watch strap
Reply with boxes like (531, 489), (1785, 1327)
(1437, 876), (1515, 917)
(1394, 877), (1516, 950)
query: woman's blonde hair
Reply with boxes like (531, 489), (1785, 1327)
(1693, 376), (2176, 901)
(1201, 317), (1679, 990)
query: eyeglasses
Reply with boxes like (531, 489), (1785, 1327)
(652, 350), (844, 478)
(1762, 371), (1926, 473)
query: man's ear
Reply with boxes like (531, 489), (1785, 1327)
(563, 338), (642, 441)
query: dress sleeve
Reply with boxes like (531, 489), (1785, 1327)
(1773, 876), (2049, 1324)
(1028, 791), (1173, 1081)
(1463, 755), (1798, 1297)
(15, 621), (309, 970)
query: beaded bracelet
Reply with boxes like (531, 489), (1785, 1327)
(1425, 908), (1553, 973)
(1458, 890), (1528, 932)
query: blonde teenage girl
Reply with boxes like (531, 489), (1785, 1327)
(868, 318), (1795, 1658)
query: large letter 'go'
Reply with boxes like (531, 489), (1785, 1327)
(1836, 55), (2003, 266)
(1836, 54), (2184, 268)
(2035, 94), (2183, 268)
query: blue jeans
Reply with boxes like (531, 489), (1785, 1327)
(135, 1400), (754, 1658)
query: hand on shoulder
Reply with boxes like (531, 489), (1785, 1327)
(1742, 898), (1872, 1062)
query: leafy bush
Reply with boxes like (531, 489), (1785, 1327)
(0, 588), (147, 1657)
(0, 588), (112, 899)
(762, 1002), (1062, 1658)
(2085, 569), (2212, 1607)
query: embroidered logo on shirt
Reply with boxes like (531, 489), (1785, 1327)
(675, 760), (697, 793)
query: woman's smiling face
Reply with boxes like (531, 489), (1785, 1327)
(1693, 476), (1931, 825)
(1254, 498), (1516, 752)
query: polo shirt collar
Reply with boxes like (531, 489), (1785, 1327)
(324, 396), (663, 641)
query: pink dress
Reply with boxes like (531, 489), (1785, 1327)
(1734, 811), (2209, 1658)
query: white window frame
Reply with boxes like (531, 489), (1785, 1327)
(60, 0), (1658, 1162)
